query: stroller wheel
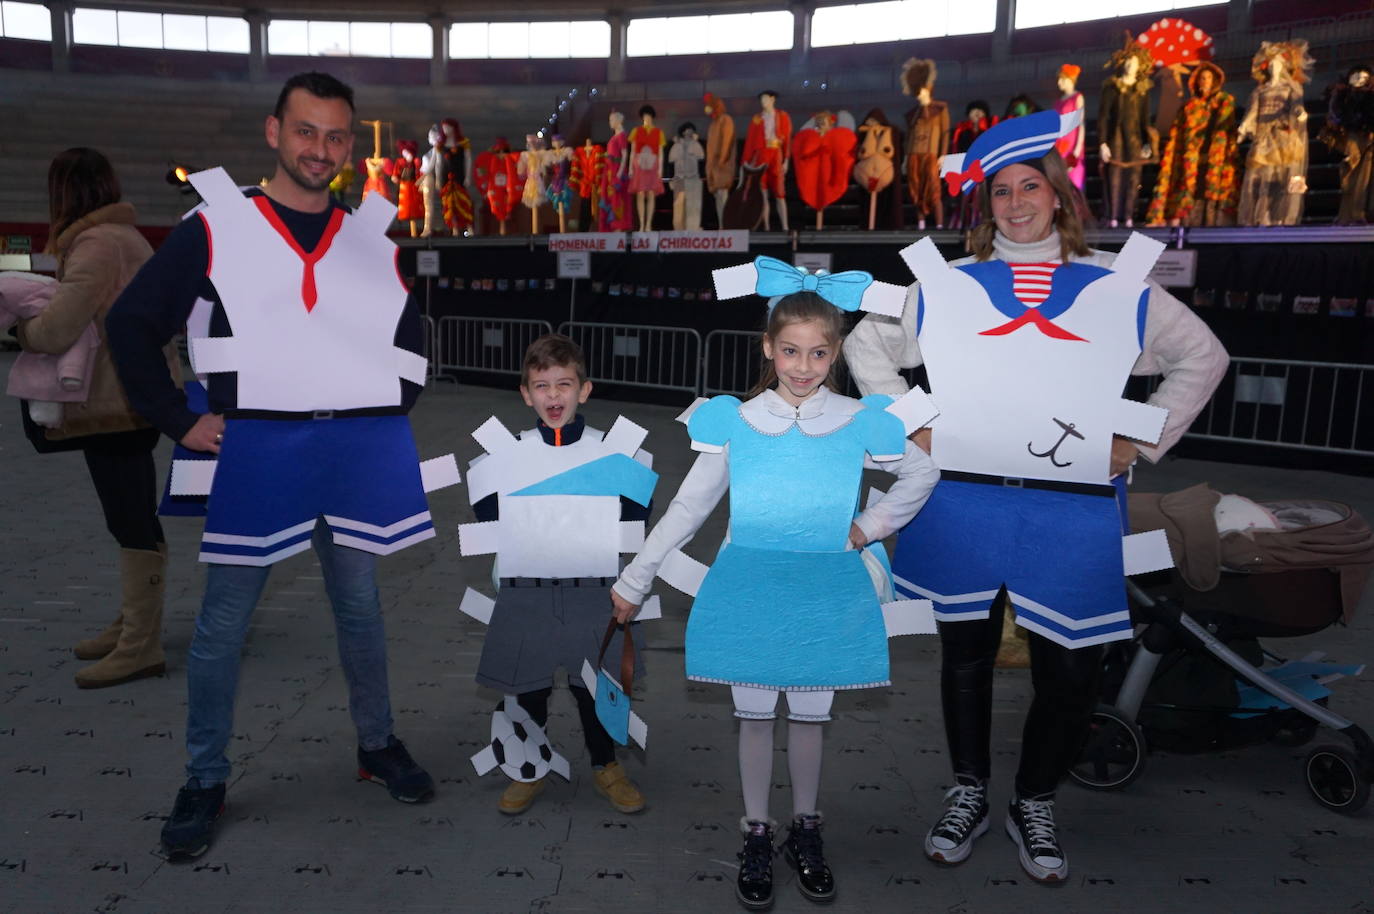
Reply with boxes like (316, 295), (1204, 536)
(1068, 705), (1147, 791)
(1304, 745), (1370, 815)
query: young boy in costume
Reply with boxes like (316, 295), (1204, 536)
(465, 334), (653, 815)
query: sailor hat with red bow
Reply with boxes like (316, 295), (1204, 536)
(941, 108), (1083, 196)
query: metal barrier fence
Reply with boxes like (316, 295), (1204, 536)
(434, 315), (1373, 459)
(434, 316), (554, 377)
(557, 321), (702, 396)
(1127, 358), (1374, 456)
(1169, 358), (1374, 457)
(703, 329), (927, 400)
(702, 330), (761, 397)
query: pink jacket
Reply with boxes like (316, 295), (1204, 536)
(2, 271), (100, 401)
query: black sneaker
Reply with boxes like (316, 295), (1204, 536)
(1005, 797), (1068, 884)
(160, 779), (226, 861)
(782, 813), (835, 904)
(736, 819), (775, 910)
(923, 781), (989, 865)
(357, 736), (435, 804)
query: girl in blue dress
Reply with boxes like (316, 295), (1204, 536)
(612, 286), (939, 910)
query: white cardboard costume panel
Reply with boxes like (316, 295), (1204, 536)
(186, 167), (417, 413)
(898, 234), (1167, 485)
(497, 496), (623, 578)
(460, 415), (657, 578)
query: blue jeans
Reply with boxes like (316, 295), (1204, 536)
(185, 518), (395, 785)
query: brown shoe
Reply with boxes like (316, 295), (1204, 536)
(73, 614), (123, 660)
(498, 777), (546, 815)
(593, 761), (645, 814)
(74, 546), (167, 689)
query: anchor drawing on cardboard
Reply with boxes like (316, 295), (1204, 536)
(458, 412), (659, 767)
(891, 218), (1178, 647)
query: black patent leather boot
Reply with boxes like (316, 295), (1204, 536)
(736, 818), (776, 910)
(783, 813), (835, 903)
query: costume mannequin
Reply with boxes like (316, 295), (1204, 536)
(1137, 18), (1217, 142)
(1237, 41), (1312, 226)
(439, 119), (473, 235)
(741, 90), (792, 231)
(599, 111), (632, 232)
(328, 160), (355, 204)
(628, 105), (666, 232)
(854, 109), (897, 230)
(572, 139), (603, 230)
(668, 122), (705, 230)
(359, 119), (390, 203)
(948, 102), (992, 229)
(1146, 62), (1239, 227)
(1099, 40), (1155, 227)
(418, 124), (443, 237)
(544, 134), (574, 233)
(1324, 65), (1374, 224)
(901, 59), (949, 230)
(391, 140), (422, 237)
(473, 137), (518, 236)
(704, 93), (737, 228)
(1054, 66), (1086, 190)
(1004, 95), (1039, 119)
(794, 111), (857, 230)
(518, 134), (546, 235)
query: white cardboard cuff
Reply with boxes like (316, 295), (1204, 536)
(883, 599), (938, 636)
(420, 454), (461, 492)
(458, 587), (496, 625)
(659, 548), (709, 596)
(189, 336), (237, 375)
(1115, 400), (1168, 446)
(712, 263), (759, 300)
(169, 458), (216, 496)
(458, 521), (500, 556)
(603, 415), (648, 457)
(859, 280), (907, 317)
(1123, 530), (1175, 577)
(395, 347), (428, 385)
(886, 386), (939, 435)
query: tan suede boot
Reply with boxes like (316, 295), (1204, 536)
(74, 546), (168, 689)
(73, 614), (123, 660)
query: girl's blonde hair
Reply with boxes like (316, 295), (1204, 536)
(746, 291), (846, 399)
(967, 148), (1090, 262)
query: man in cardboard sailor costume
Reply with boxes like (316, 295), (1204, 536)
(108, 72), (453, 861)
(845, 109), (1227, 884)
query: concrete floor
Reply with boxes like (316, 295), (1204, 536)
(2, 366), (1372, 914)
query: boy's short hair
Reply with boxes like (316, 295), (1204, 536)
(521, 333), (587, 386)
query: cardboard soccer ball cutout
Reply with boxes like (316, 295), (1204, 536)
(471, 695), (571, 783)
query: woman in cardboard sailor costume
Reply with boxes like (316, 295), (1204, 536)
(612, 264), (939, 909)
(845, 110), (1228, 884)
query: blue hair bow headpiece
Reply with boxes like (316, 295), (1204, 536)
(752, 255), (874, 311)
(711, 255), (906, 318)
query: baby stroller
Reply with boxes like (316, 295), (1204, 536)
(1069, 487), (1374, 813)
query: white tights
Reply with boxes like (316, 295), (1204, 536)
(732, 686), (833, 822)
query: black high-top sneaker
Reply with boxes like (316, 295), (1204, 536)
(783, 812), (835, 903)
(736, 818), (776, 910)
(1006, 795), (1068, 884)
(924, 777), (990, 865)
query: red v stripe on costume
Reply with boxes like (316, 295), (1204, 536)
(252, 196), (345, 312)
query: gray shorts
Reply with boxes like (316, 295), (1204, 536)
(475, 578), (645, 694)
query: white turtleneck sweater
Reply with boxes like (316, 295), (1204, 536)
(842, 231), (1229, 462)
